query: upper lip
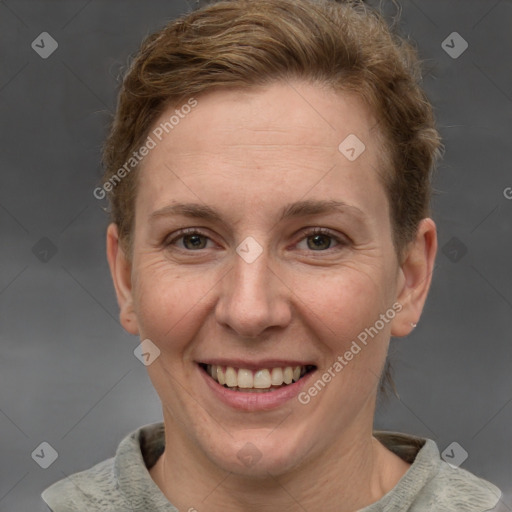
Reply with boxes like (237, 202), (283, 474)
(197, 359), (316, 370)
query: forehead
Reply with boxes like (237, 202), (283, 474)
(135, 81), (388, 221)
(151, 82), (378, 151)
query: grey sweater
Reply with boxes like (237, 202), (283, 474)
(41, 422), (504, 511)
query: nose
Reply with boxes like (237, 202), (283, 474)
(214, 244), (292, 339)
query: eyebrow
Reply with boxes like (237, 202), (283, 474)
(149, 199), (366, 224)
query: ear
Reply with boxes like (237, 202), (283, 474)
(106, 223), (139, 335)
(391, 218), (437, 337)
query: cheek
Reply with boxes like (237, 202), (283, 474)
(131, 258), (218, 348)
(293, 265), (395, 400)
(292, 265), (394, 342)
(304, 272), (394, 407)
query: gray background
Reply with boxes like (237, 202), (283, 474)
(0, 0), (511, 510)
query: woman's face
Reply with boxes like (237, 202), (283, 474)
(109, 81), (427, 476)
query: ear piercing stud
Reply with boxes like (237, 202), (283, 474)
(410, 322), (417, 328)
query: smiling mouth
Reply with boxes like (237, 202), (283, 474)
(198, 363), (317, 393)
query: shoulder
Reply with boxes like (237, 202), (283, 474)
(41, 423), (165, 511)
(41, 456), (128, 511)
(374, 431), (503, 512)
(413, 462), (503, 512)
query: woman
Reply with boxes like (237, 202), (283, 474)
(42, 0), (503, 510)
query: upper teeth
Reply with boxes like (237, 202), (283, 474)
(206, 365), (306, 389)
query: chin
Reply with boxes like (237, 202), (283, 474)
(202, 427), (311, 478)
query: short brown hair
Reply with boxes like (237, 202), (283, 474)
(102, 0), (442, 260)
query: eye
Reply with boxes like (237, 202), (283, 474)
(296, 227), (347, 252)
(165, 228), (214, 251)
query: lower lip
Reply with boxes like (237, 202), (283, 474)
(198, 364), (316, 411)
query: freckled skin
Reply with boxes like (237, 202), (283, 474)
(107, 81), (437, 512)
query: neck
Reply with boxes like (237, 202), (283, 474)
(149, 417), (409, 512)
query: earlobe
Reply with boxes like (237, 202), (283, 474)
(391, 218), (437, 338)
(106, 223), (139, 335)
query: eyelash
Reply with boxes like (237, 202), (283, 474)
(164, 227), (348, 253)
